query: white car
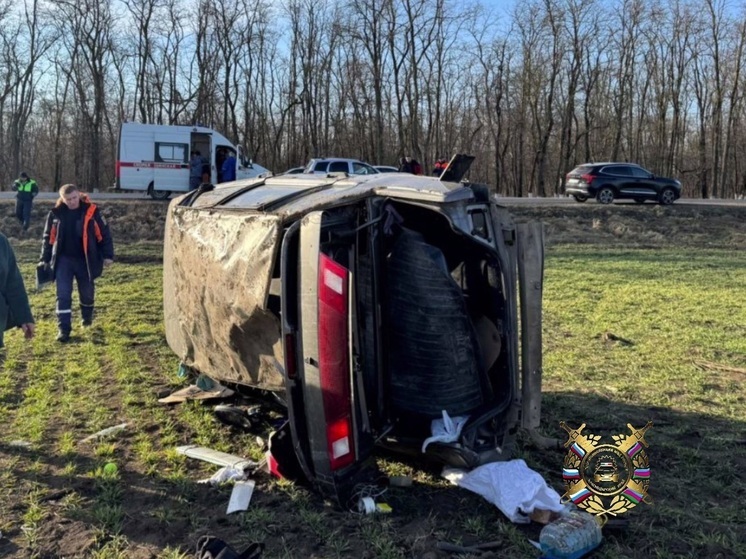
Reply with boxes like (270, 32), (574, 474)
(304, 158), (379, 175)
(374, 165), (399, 173)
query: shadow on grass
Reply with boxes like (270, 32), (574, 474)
(2, 391), (745, 559)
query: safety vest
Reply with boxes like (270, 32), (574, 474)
(15, 179), (36, 193)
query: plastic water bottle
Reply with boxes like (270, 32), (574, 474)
(539, 508), (603, 559)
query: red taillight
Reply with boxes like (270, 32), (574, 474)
(581, 173), (595, 184)
(115, 161), (121, 178)
(318, 254), (355, 470)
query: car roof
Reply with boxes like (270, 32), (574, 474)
(577, 162), (644, 167)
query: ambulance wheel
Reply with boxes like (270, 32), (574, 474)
(148, 184), (171, 200)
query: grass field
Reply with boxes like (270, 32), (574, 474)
(0, 239), (744, 559)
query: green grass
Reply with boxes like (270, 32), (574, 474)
(0, 240), (744, 558)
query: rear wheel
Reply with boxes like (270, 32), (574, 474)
(634, 198), (646, 204)
(596, 187), (615, 205)
(149, 187), (171, 200)
(659, 188), (676, 205)
(572, 194), (588, 203)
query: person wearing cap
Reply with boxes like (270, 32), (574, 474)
(0, 232), (35, 358)
(39, 183), (114, 342)
(12, 172), (39, 231)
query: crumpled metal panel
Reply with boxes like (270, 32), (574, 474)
(163, 203), (285, 391)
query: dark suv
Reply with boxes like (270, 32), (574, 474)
(564, 163), (681, 205)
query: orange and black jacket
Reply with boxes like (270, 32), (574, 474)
(40, 195), (114, 281)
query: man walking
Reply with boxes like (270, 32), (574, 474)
(39, 184), (114, 342)
(1, 233), (35, 354)
(12, 172), (39, 231)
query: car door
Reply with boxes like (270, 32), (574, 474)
(280, 210), (375, 501)
(628, 166), (657, 197)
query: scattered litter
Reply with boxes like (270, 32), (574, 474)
(422, 410), (469, 453)
(158, 380), (234, 404)
(8, 440), (32, 448)
(388, 475), (413, 487)
(599, 331), (635, 346)
(443, 459), (565, 523)
(528, 539), (542, 551)
(214, 404), (254, 430)
(196, 535), (264, 559)
(177, 445), (259, 472)
(226, 479), (256, 514)
(79, 423), (128, 444)
(539, 507), (603, 559)
(198, 466), (247, 486)
(350, 483), (390, 515)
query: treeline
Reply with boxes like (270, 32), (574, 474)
(2, 0), (746, 198)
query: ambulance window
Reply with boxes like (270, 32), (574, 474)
(155, 142), (188, 163)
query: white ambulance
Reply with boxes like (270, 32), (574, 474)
(115, 122), (270, 199)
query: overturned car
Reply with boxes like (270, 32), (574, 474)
(163, 156), (545, 499)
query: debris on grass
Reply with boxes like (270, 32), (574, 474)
(226, 479), (256, 514)
(79, 423), (128, 444)
(177, 444), (259, 472)
(693, 360), (746, 375)
(158, 381), (234, 404)
(443, 459), (565, 524)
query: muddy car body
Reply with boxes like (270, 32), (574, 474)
(163, 159), (542, 498)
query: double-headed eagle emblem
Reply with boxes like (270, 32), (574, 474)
(560, 421), (652, 517)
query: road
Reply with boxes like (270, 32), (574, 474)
(0, 191), (744, 207)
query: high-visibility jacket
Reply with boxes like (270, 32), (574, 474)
(13, 179), (38, 200)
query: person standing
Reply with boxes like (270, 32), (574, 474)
(0, 233), (35, 354)
(190, 151), (206, 190)
(12, 172), (39, 231)
(39, 184), (114, 342)
(220, 150), (237, 183)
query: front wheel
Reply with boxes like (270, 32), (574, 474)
(572, 194), (588, 203)
(596, 187), (615, 205)
(659, 188), (676, 205)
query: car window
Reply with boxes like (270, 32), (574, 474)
(604, 165), (631, 176)
(570, 165), (593, 175)
(353, 162), (376, 175)
(312, 161), (328, 172)
(328, 161), (348, 173)
(630, 166), (651, 178)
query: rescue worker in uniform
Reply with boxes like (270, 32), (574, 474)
(39, 184), (114, 342)
(12, 172), (39, 231)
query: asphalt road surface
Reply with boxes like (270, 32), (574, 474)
(0, 190), (743, 207)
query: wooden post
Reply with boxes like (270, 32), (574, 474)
(516, 222), (545, 431)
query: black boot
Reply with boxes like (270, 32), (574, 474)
(56, 330), (70, 343)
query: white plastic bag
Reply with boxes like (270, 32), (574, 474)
(443, 459), (565, 523)
(421, 410), (469, 453)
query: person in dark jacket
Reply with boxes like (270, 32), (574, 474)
(12, 172), (39, 231)
(220, 150), (237, 183)
(0, 232), (35, 351)
(39, 184), (114, 342)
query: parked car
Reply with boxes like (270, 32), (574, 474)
(374, 165), (399, 173)
(305, 157), (379, 175)
(163, 155), (543, 501)
(282, 167), (305, 175)
(564, 163), (681, 205)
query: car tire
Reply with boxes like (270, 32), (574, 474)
(596, 187), (615, 205)
(659, 188), (676, 205)
(572, 195), (588, 203)
(634, 198), (646, 204)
